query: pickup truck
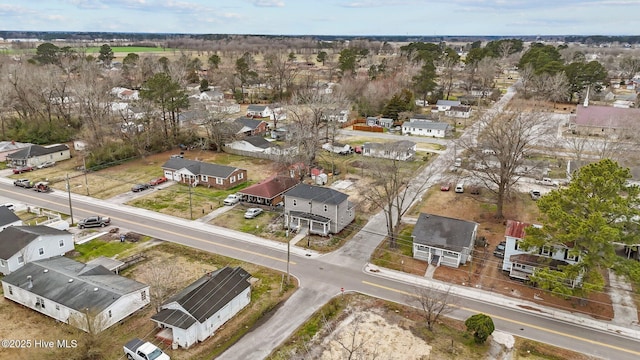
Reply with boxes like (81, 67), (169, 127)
(78, 216), (111, 229)
(123, 338), (170, 360)
(13, 179), (33, 188)
(537, 177), (559, 187)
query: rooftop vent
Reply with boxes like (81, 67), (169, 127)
(68, 279), (74, 283)
(43, 269), (49, 273)
(93, 287), (98, 292)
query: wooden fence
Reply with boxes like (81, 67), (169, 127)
(353, 125), (384, 132)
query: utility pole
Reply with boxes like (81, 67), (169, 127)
(66, 174), (74, 226)
(189, 180), (193, 220)
(83, 157), (89, 196)
(286, 239), (290, 285)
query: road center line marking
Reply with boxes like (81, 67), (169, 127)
(362, 280), (640, 356)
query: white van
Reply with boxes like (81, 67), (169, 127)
(455, 182), (464, 193)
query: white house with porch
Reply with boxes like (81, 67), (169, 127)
(411, 213), (478, 268)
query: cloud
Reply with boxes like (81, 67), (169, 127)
(338, 0), (416, 8)
(0, 4), (36, 15)
(250, 0), (285, 7)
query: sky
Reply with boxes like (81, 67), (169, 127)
(1, 0), (639, 36)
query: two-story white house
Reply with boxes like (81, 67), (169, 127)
(2, 257), (150, 333)
(151, 266), (251, 349)
(502, 220), (582, 286)
(283, 184), (355, 236)
(0, 226), (73, 275)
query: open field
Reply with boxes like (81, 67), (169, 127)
(0, 240), (295, 360)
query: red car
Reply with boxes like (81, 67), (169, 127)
(13, 166), (34, 174)
(440, 183), (451, 191)
(149, 177), (168, 186)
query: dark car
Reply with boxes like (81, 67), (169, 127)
(493, 241), (506, 258)
(131, 184), (151, 192)
(78, 216), (111, 229)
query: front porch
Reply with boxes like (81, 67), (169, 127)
(286, 211), (331, 236)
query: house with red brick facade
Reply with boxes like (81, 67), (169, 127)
(161, 158), (247, 190)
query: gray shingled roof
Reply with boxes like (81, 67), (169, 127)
(234, 117), (265, 130)
(412, 213), (478, 251)
(151, 308), (197, 329)
(244, 136), (273, 149)
(284, 183), (348, 205)
(0, 226), (69, 260)
(2, 257), (148, 313)
(403, 121), (451, 131)
(161, 158), (242, 178)
(247, 104), (268, 112)
(362, 140), (416, 152)
(163, 266), (251, 323)
(0, 206), (20, 228)
(6, 144), (69, 160)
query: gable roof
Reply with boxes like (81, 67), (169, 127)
(161, 158), (242, 178)
(238, 175), (299, 199)
(284, 183), (348, 205)
(247, 104), (269, 112)
(243, 136), (274, 149)
(448, 105), (471, 112)
(2, 257), (148, 313)
(412, 213), (478, 251)
(0, 141), (31, 152)
(574, 105), (640, 128)
(235, 117), (266, 130)
(0, 226), (69, 260)
(363, 140), (416, 151)
(436, 100), (461, 107)
(505, 220), (530, 239)
(164, 266), (251, 323)
(151, 308), (196, 330)
(0, 206), (21, 228)
(7, 144), (69, 160)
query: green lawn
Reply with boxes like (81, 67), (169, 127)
(72, 238), (139, 262)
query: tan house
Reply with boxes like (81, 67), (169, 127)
(161, 158), (247, 190)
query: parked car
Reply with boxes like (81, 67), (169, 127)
(170, 154), (184, 159)
(149, 177), (168, 186)
(244, 208), (263, 219)
(224, 194), (241, 206)
(13, 179), (33, 188)
(537, 177), (559, 187)
(530, 190), (541, 200)
(36, 161), (56, 169)
(78, 216), (111, 229)
(123, 338), (170, 360)
(493, 241), (506, 258)
(131, 183), (151, 192)
(13, 166), (33, 174)
(440, 183), (451, 191)
(455, 182), (464, 193)
(469, 186), (481, 195)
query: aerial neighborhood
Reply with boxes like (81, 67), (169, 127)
(1, 31), (640, 359)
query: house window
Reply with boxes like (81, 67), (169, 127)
(427, 129), (432, 133)
(108, 310), (112, 318)
(293, 200), (297, 206)
(238, 172), (244, 180)
(36, 297), (45, 309)
(515, 240), (521, 251)
(17, 256), (24, 264)
(540, 246), (551, 256)
(216, 178), (223, 185)
(565, 249), (578, 261)
(347, 209), (352, 217)
(55, 304), (60, 310)
(8, 286), (12, 295)
(0, 259), (5, 267)
(230, 176), (236, 183)
(59, 239), (64, 247)
(324, 205), (328, 212)
(201, 175), (208, 182)
(141, 291), (147, 301)
(38, 248), (44, 256)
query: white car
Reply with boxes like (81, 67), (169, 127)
(36, 161), (56, 169)
(224, 194), (240, 206)
(244, 208), (263, 219)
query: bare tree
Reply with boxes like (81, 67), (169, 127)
(411, 285), (456, 331)
(324, 313), (380, 360)
(264, 51), (301, 101)
(362, 152), (434, 248)
(516, 64), (536, 99)
(458, 109), (552, 219)
(138, 260), (182, 313)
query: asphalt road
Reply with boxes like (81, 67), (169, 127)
(2, 86), (640, 360)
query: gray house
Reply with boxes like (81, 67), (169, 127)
(412, 213), (478, 268)
(0, 206), (22, 231)
(2, 257), (150, 333)
(151, 266), (251, 349)
(362, 140), (416, 161)
(0, 226), (73, 275)
(6, 144), (71, 168)
(283, 184), (355, 236)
